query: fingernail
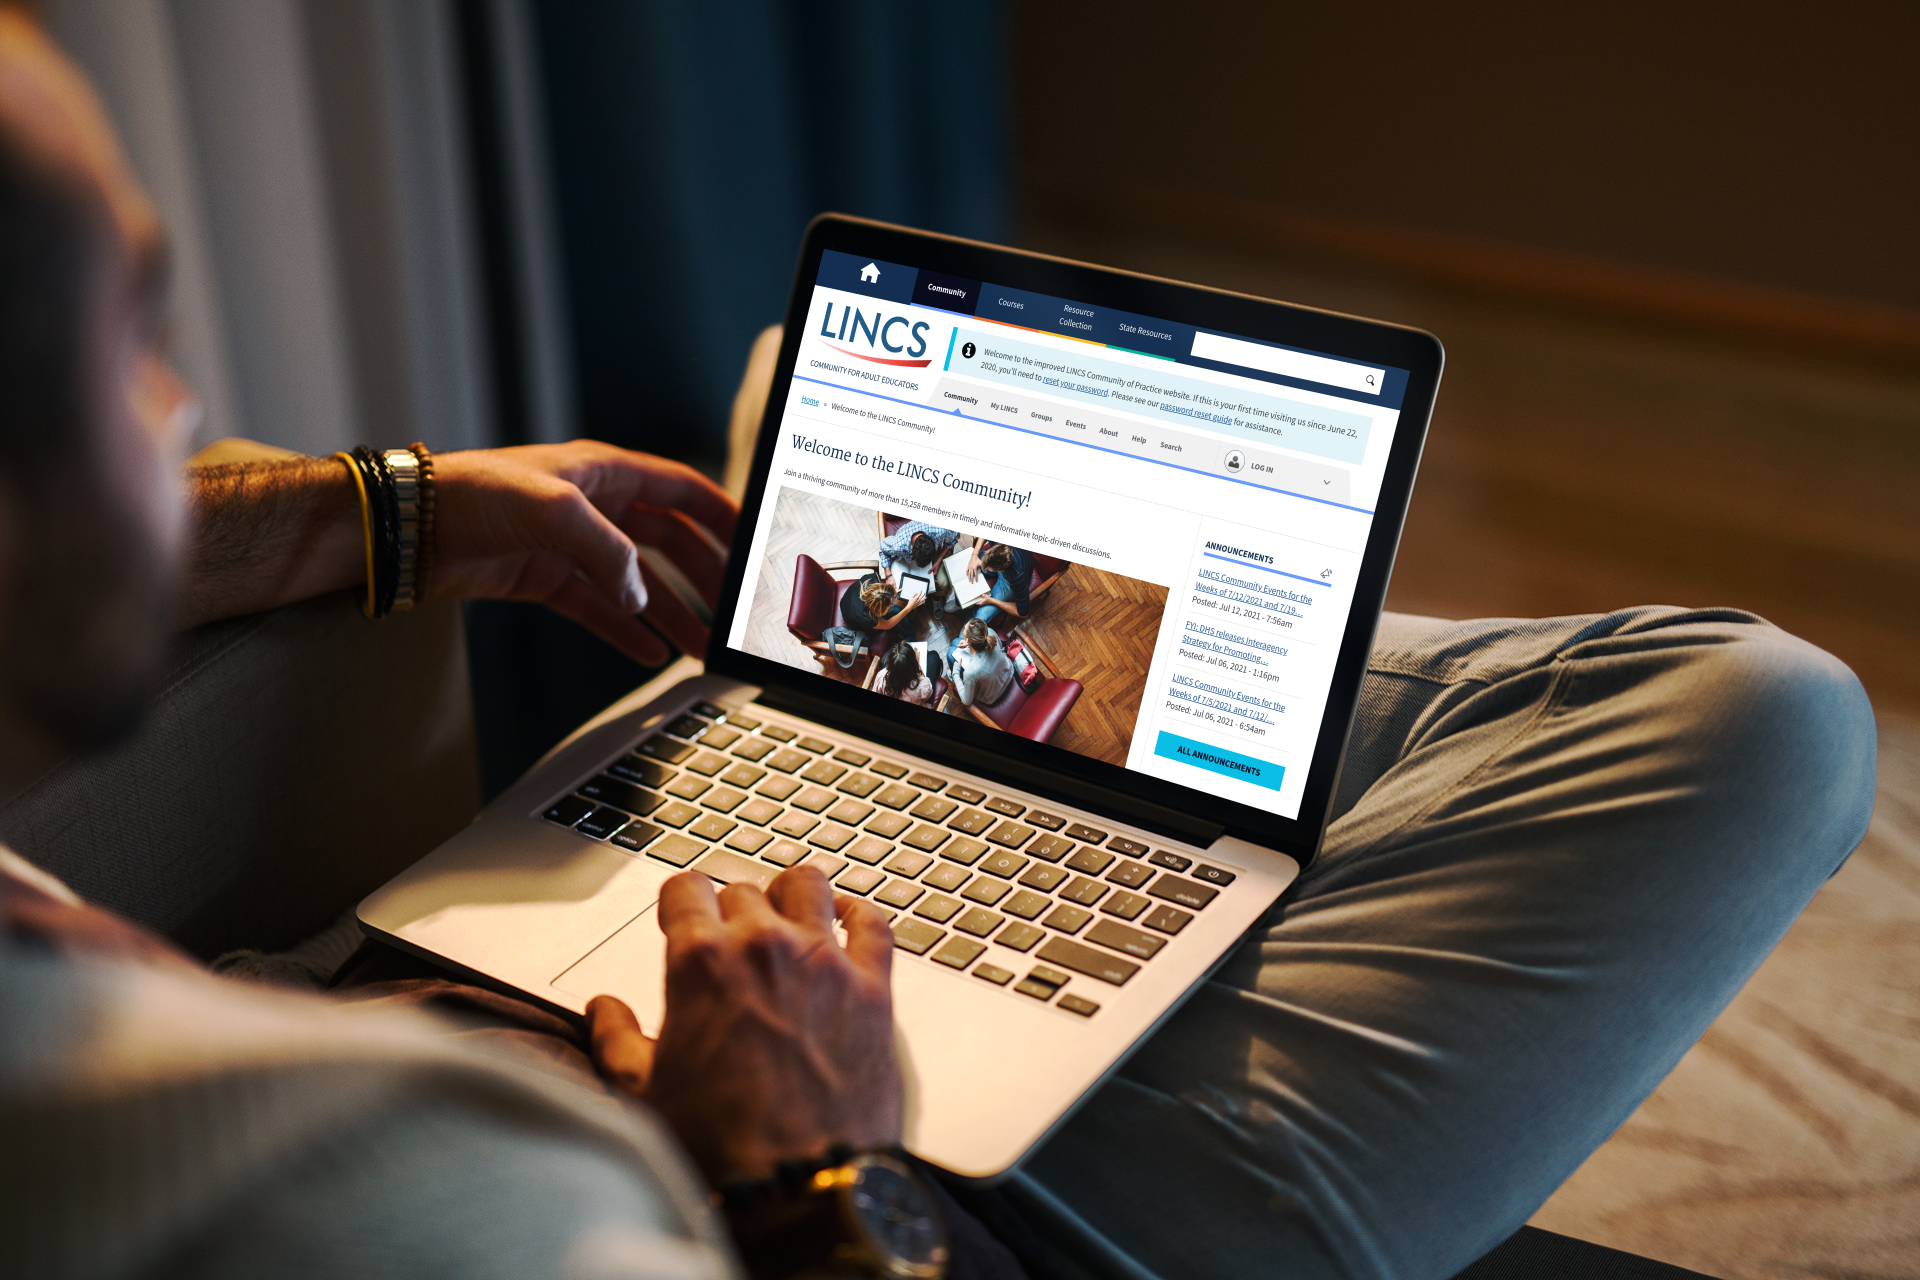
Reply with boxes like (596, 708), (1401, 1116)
(627, 573), (648, 614)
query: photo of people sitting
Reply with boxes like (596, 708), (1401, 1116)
(742, 487), (1169, 765)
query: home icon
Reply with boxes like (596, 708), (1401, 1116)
(860, 262), (880, 283)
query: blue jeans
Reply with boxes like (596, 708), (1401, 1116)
(1000, 607), (1877, 1280)
(974, 573), (1020, 629)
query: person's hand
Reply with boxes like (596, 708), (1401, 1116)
(964, 546), (980, 580)
(430, 442), (736, 665)
(587, 866), (903, 1183)
(907, 590), (927, 611)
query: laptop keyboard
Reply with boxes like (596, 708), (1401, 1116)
(539, 702), (1240, 1019)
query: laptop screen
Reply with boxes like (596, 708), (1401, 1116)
(723, 247), (1414, 824)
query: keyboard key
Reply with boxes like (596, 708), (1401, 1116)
(1085, 919), (1165, 961)
(686, 752), (729, 777)
(953, 907), (1002, 937)
(834, 748), (871, 767)
(731, 737), (776, 762)
(736, 797), (783, 826)
(906, 771), (947, 791)
(948, 808), (994, 835)
(608, 755), (673, 788)
(610, 821), (663, 852)
(943, 837), (989, 866)
(639, 736), (695, 764)
(1141, 904), (1194, 935)
(790, 787), (837, 814)
(836, 865), (884, 895)
(688, 813), (736, 841)
(961, 877), (1010, 906)
(724, 827), (774, 855)
(692, 701), (729, 720)
(1029, 963), (1071, 987)
(1192, 864), (1238, 887)
(875, 879), (924, 909)
(872, 783), (918, 810)
(755, 775), (803, 801)
(1027, 835), (1075, 863)
(766, 747), (810, 773)
(923, 863), (970, 892)
(797, 735), (834, 754)
(695, 724), (742, 751)
(885, 850), (933, 878)
(1148, 850), (1193, 873)
(946, 784), (986, 804)
(1065, 823), (1108, 843)
(1014, 978), (1058, 1002)
(908, 795), (959, 823)
(979, 850), (1029, 879)
(647, 834), (706, 868)
(1026, 811), (1066, 831)
(719, 763), (767, 789)
(579, 775), (667, 815)
(760, 725), (796, 743)
(723, 711), (760, 731)
(1101, 891), (1151, 921)
(995, 922), (1045, 952)
(1002, 889), (1051, 920)
(826, 799), (876, 826)
(983, 796), (1025, 817)
(986, 820), (1036, 850)
(836, 772), (883, 798)
(870, 906), (898, 924)
(808, 824), (857, 853)
(771, 811), (818, 839)
(1057, 993), (1101, 1017)
(800, 759), (846, 786)
(664, 774), (712, 801)
(1037, 936), (1140, 986)
(654, 801), (702, 829)
(761, 841), (810, 868)
(1043, 904), (1094, 934)
(902, 824), (951, 853)
(1106, 860), (1152, 888)
(1060, 876), (1109, 907)
(664, 713), (709, 739)
(844, 835), (892, 865)
(891, 918), (944, 955)
(1017, 863), (1069, 892)
(870, 759), (910, 779)
(802, 852), (848, 878)
(1146, 874), (1219, 911)
(701, 787), (746, 814)
(692, 849), (775, 889)
(1066, 847), (1115, 876)
(914, 893), (963, 924)
(973, 962), (1015, 986)
(931, 937), (986, 970)
(864, 811), (913, 839)
(1107, 836), (1150, 857)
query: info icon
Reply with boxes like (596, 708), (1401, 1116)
(961, 341), (976, 359)
(1223, 449), (1245, 474)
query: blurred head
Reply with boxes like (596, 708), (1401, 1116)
(859, 577), (898, 619)
(962, 618), (993, 653)
(0, 12), (195, 778)
(907, 530), (937, 568)
(880, 639), (920, 697)
(980, 544), (1012, 573)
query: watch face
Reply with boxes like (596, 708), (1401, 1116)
(848, 1161), (948, 1273)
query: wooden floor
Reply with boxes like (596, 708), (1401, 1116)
(741, 487), (1166, 767)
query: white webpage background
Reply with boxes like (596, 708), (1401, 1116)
(726, 284), (1404, 821)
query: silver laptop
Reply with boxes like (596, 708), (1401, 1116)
(359, 216), (1442, 1179)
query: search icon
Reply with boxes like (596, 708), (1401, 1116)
(1365, 374), (1375, 386)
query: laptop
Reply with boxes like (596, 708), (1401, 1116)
(358, 215), (1442, 1179)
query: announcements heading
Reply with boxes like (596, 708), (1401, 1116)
(815, 249), (1409, 410)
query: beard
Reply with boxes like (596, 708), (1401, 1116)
(2, 467), (175, 756)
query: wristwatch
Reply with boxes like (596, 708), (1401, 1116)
(723, 1151), (949, 1279)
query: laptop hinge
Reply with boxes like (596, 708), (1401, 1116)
(754, 683), (1224, 849)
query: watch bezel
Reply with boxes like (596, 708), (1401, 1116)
(819, 1153), (949, 1279)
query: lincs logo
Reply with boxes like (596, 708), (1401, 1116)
(818, 302), (932, 367)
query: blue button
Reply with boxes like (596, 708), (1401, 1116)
(1153, 731), (1285, 791)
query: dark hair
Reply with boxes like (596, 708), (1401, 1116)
(908, 530), (938, 568)
(880, 639), (921, 697)
(0, 126), (94, 482)
(980, 543), (1013, 573)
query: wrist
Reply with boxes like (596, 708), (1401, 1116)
(718, 1149), (947, 1280)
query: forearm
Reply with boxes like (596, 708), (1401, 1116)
(176, 456), (364, 628)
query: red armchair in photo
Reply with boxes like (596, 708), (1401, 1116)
(786, 553), (879, 672)
(943, 628), (1084, 745)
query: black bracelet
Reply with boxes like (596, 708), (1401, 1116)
(349, 446), (397, 618)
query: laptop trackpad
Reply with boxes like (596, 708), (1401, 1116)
(553, 905), (667, 1036)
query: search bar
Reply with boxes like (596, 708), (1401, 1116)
(1190, 331), (1386, 396)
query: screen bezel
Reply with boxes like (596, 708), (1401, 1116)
(704, 214), (1443, 864)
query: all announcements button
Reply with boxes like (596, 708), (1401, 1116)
(1153, 731), (1285, 792)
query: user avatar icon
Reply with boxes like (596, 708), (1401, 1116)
(1224, 449), (1245, 474)
(962, 342), (976, 359)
